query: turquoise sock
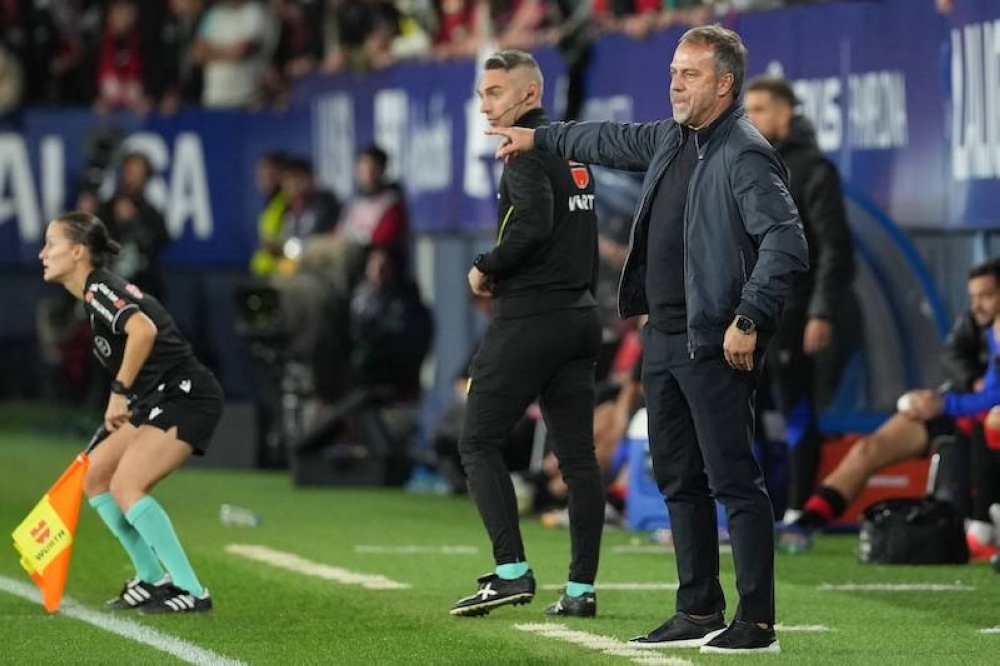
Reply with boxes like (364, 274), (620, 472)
(566, 581), (595, 597)
(495, 562), (530, 580)
(126, 496), (204, 596)
(89, 493), (165, 583)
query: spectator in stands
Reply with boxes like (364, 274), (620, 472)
(0, 1), (60, 106)
(99, 152), (171, 299)
(338, 145), (409, 267)
(250, 151), (291, 277)
(744, 76), (857, 526)
(191, 0), (271, 108)
(95, 0), (150, 114)
(432, 0), (481, 59)
(149, 0), (205, 115)
(0, 42), (22, 117)
(781, 260), (1000, 555)
(387, 0), (436, 63)
(322, 0), (388, 73)
(263, 0), (324, 105)
(277, 157), (342, 273)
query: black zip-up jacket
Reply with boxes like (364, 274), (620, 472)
(475, 108), (599, 318)
(773, 116), (855, 318)
(941, 309), (989, 392)
(535, 105), (808, 353)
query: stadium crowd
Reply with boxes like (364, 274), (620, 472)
(1, 0), (838, 117)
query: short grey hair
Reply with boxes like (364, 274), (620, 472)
(483, 49), (544, 92)
(679, 25), (748, 100)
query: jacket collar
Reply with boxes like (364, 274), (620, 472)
(515, 107), (550, 129)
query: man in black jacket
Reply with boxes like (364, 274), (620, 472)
(744, 76), (857, 525)
(490, 26), (808, 654)
(450, 50), (605, 619)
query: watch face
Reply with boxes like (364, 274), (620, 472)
(737, 316), (754, 333)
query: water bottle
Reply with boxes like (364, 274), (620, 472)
(219, 504), (260, 527)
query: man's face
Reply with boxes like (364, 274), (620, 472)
(477, 68), (533, 128)
(356, 155), (382, 194)
(969, 275), (1000, 326)
(669, 41), (732, 128)
(744, 89), (793, 142)
(120, 156), (150, 194)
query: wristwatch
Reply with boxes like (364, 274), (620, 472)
(734, 314), (756, 335)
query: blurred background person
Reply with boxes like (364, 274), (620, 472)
(744, 75), (858, 525)
(337, 145), (410, 272)
(191, 0), (272, 109)
(99, 152), (171, 300)
(94, 0), (150, 115)
(249, 151), (291, 278)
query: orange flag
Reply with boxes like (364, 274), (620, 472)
(11, 454), (90, 613)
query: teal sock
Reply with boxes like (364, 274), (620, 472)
(89, 493), (165, 583)
(566, 581), (595, 597)
(495, 562), (529, 580)
(126, 496), (204, 596)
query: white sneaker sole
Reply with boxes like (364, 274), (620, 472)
(630, 627), (726, 649)
(700, 640), (781, 654)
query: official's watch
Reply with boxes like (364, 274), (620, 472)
(734, 315), (756, 335)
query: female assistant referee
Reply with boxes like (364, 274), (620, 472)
(39, 211), (222, 614)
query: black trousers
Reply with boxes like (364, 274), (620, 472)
(458, 307), (603, 584)
(643, 327), (775, 624)
(762, 309), (823, 511)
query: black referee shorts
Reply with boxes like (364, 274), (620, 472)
(129, 362), (224, 455)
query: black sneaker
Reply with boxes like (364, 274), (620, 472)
(140, 585), (213, 614)
(629, 611), (726, 648)
(544, 590), (596, 617)
(450, 571), (535, 617)
(700, 620), (780, 654)
(104, 576), (172, 611)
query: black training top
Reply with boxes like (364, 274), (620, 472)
(84, 268), (194, 397)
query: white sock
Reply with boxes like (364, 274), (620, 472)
(967, 520), (995, 545)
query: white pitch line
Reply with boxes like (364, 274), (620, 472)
(819, 582), (975, 592)
(775, 624), (832, 633)
(612, 544), (732, 555)
(353, 545), (479, 555)
(542, 582), (679, 591)
(978, 626), (1000, 634)
(226, 544), (410, 590)
(515, 623), (694, 666)
(0, 574), (246, 666)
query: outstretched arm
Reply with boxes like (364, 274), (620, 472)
(487, 119), (670, 171)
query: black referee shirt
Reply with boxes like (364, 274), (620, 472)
(84, 268), (194, 397)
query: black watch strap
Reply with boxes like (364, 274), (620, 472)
(110, 379), (132, 396)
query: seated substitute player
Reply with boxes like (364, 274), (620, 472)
(39, 211), (223, 613)
(782, 263), (1000, 553)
